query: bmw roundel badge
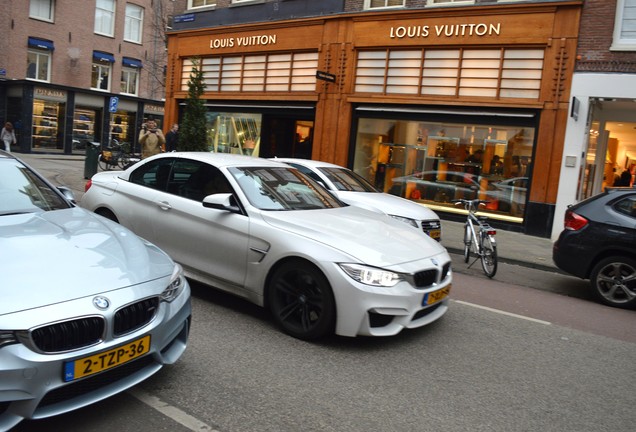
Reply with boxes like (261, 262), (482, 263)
(93, 296), (110, 310)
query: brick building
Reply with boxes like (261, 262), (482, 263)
(554, 0), (636, 238)
(0, 0), (172, 155)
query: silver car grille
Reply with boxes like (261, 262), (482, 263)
(29, 297), (159, 353)
(412, 262), (451, 288)
(421, 220), (441, 232)
(31, 317), (105, 353)
(114, 297), (159, 336)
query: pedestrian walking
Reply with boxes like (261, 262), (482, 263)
(165, 123), (179, 152)
(1, 122), (17, 152)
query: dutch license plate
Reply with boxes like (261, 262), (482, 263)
(428, 229), (441, 240)
(423, 285), (451, 306)
(63, 335), (151, 382)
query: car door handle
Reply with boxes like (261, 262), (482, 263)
(156, 200), (172, 211)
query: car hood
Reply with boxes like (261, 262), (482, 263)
(335, 191), (439, 220)
(0, 208), (174, 315)
(260, 206), (446, 266)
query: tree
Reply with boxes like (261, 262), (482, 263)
(179, 58), (208, 152)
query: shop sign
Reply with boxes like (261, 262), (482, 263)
(389, 23), (501, 39)
(0, 68), (6, 76)
(146, 104), (164, 114)
(175, 14), (195, 23)
(35, 87), (67, 102)
(210, 34), (277, 50)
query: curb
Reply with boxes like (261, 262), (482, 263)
(445, 247), (564, 274)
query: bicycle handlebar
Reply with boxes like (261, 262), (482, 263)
(451, 198), (491, 211)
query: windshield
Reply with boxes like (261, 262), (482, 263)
(230, 166), (343, 210)
(0, 159), (71, 216)
(320, 167), (378, 192)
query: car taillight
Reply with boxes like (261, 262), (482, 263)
(564, 209), (588, 231)
(84, 179), (92, 192)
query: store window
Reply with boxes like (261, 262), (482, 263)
(124, 3), (143, 44)
(72, 107), (98, 153)
(364, 0), (405, 9)
(95, 0), (115, 37)
(92, 51), (115, 91)
(205, 112), (262, 156)
(181, 52), (318, 92)
(29, 0), (54, 22)
(111, 111), (136, 152)
(353, 116), (535, 221)
(32, 99), (66, 152)
(355, 48), (544, 100)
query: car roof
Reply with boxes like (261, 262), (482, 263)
(272, 158), (343, 169)
(149, 152), (293, 169)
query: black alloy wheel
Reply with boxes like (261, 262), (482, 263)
(267, 260), (336, 340)
(590, 256), (636, 309)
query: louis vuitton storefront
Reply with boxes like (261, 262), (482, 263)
(165, 1), (581, 237)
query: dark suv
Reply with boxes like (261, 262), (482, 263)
(553, 188), (636, 309)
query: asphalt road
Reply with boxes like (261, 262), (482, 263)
(14, 262), (636, 432)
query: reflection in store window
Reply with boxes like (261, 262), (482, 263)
(205, 112), (262, 156)
(353, 118), (534, 221)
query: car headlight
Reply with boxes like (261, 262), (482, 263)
(389, 214), (418, 228)
(161, 263), (185, 303)
(0, 330), (18, 349)
(339, 263), (403, 287)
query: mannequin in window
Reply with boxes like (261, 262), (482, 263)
(100, 73), (109, 90)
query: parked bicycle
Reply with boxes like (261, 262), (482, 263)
(98, 139), (132, 171)
(451, 198), (498, 278)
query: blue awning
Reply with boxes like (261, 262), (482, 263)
(28, 37), (54, 51)
(122, 57), (142, 68)
(93, 51), (115, 63)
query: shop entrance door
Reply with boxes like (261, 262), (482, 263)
(260, 115), (314, 159)
(578, 98), (636, 201)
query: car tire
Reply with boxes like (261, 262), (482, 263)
(589, 256), (636, 309)
(267, 260), (336, 340)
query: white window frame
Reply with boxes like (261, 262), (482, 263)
(92, 63), (112, 91)
(121, 67), (140, 96)
(29, 0), (54, 22)
(124, 3), (144, 44)
(363, 0), (405, 9)
(95, 0), (116, 37)
(612, 0), (636, 51)
(26, 50), (51, 82)
(428, 0), (475, 5)
(187, 0), (216, 9)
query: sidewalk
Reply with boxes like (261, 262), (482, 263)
(17, 152), (559, 273)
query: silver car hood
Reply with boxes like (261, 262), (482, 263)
(0, 208), (173, 316)
(260, 206), (446, 266)
(335, 191), (439, 220)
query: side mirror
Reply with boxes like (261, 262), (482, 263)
(202, 193), (241, 213)
(58, 186), (77, 204)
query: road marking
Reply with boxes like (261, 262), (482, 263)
(129, 388), (217, 431)
(452, 300), (552, 325)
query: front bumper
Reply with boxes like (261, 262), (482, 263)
(0, 284), (191, 431)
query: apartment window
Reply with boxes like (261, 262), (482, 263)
(125, 4), (144, 43)
(612, 0), (636, 50)
(188, 0), (216, 9)
(91, 51), (115, 91)
(364, 0), (405, 9)
(95, 0), (116, 37)
(30, 0), (54, 21)
(121, 58), (142, 95)
(27, 51), (51, 82)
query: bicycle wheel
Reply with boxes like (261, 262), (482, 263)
(117, 153), (130, 170)
(463, 223), (472, 263)
(480, 233), (498, 278)
(97, 154), (109, 171)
